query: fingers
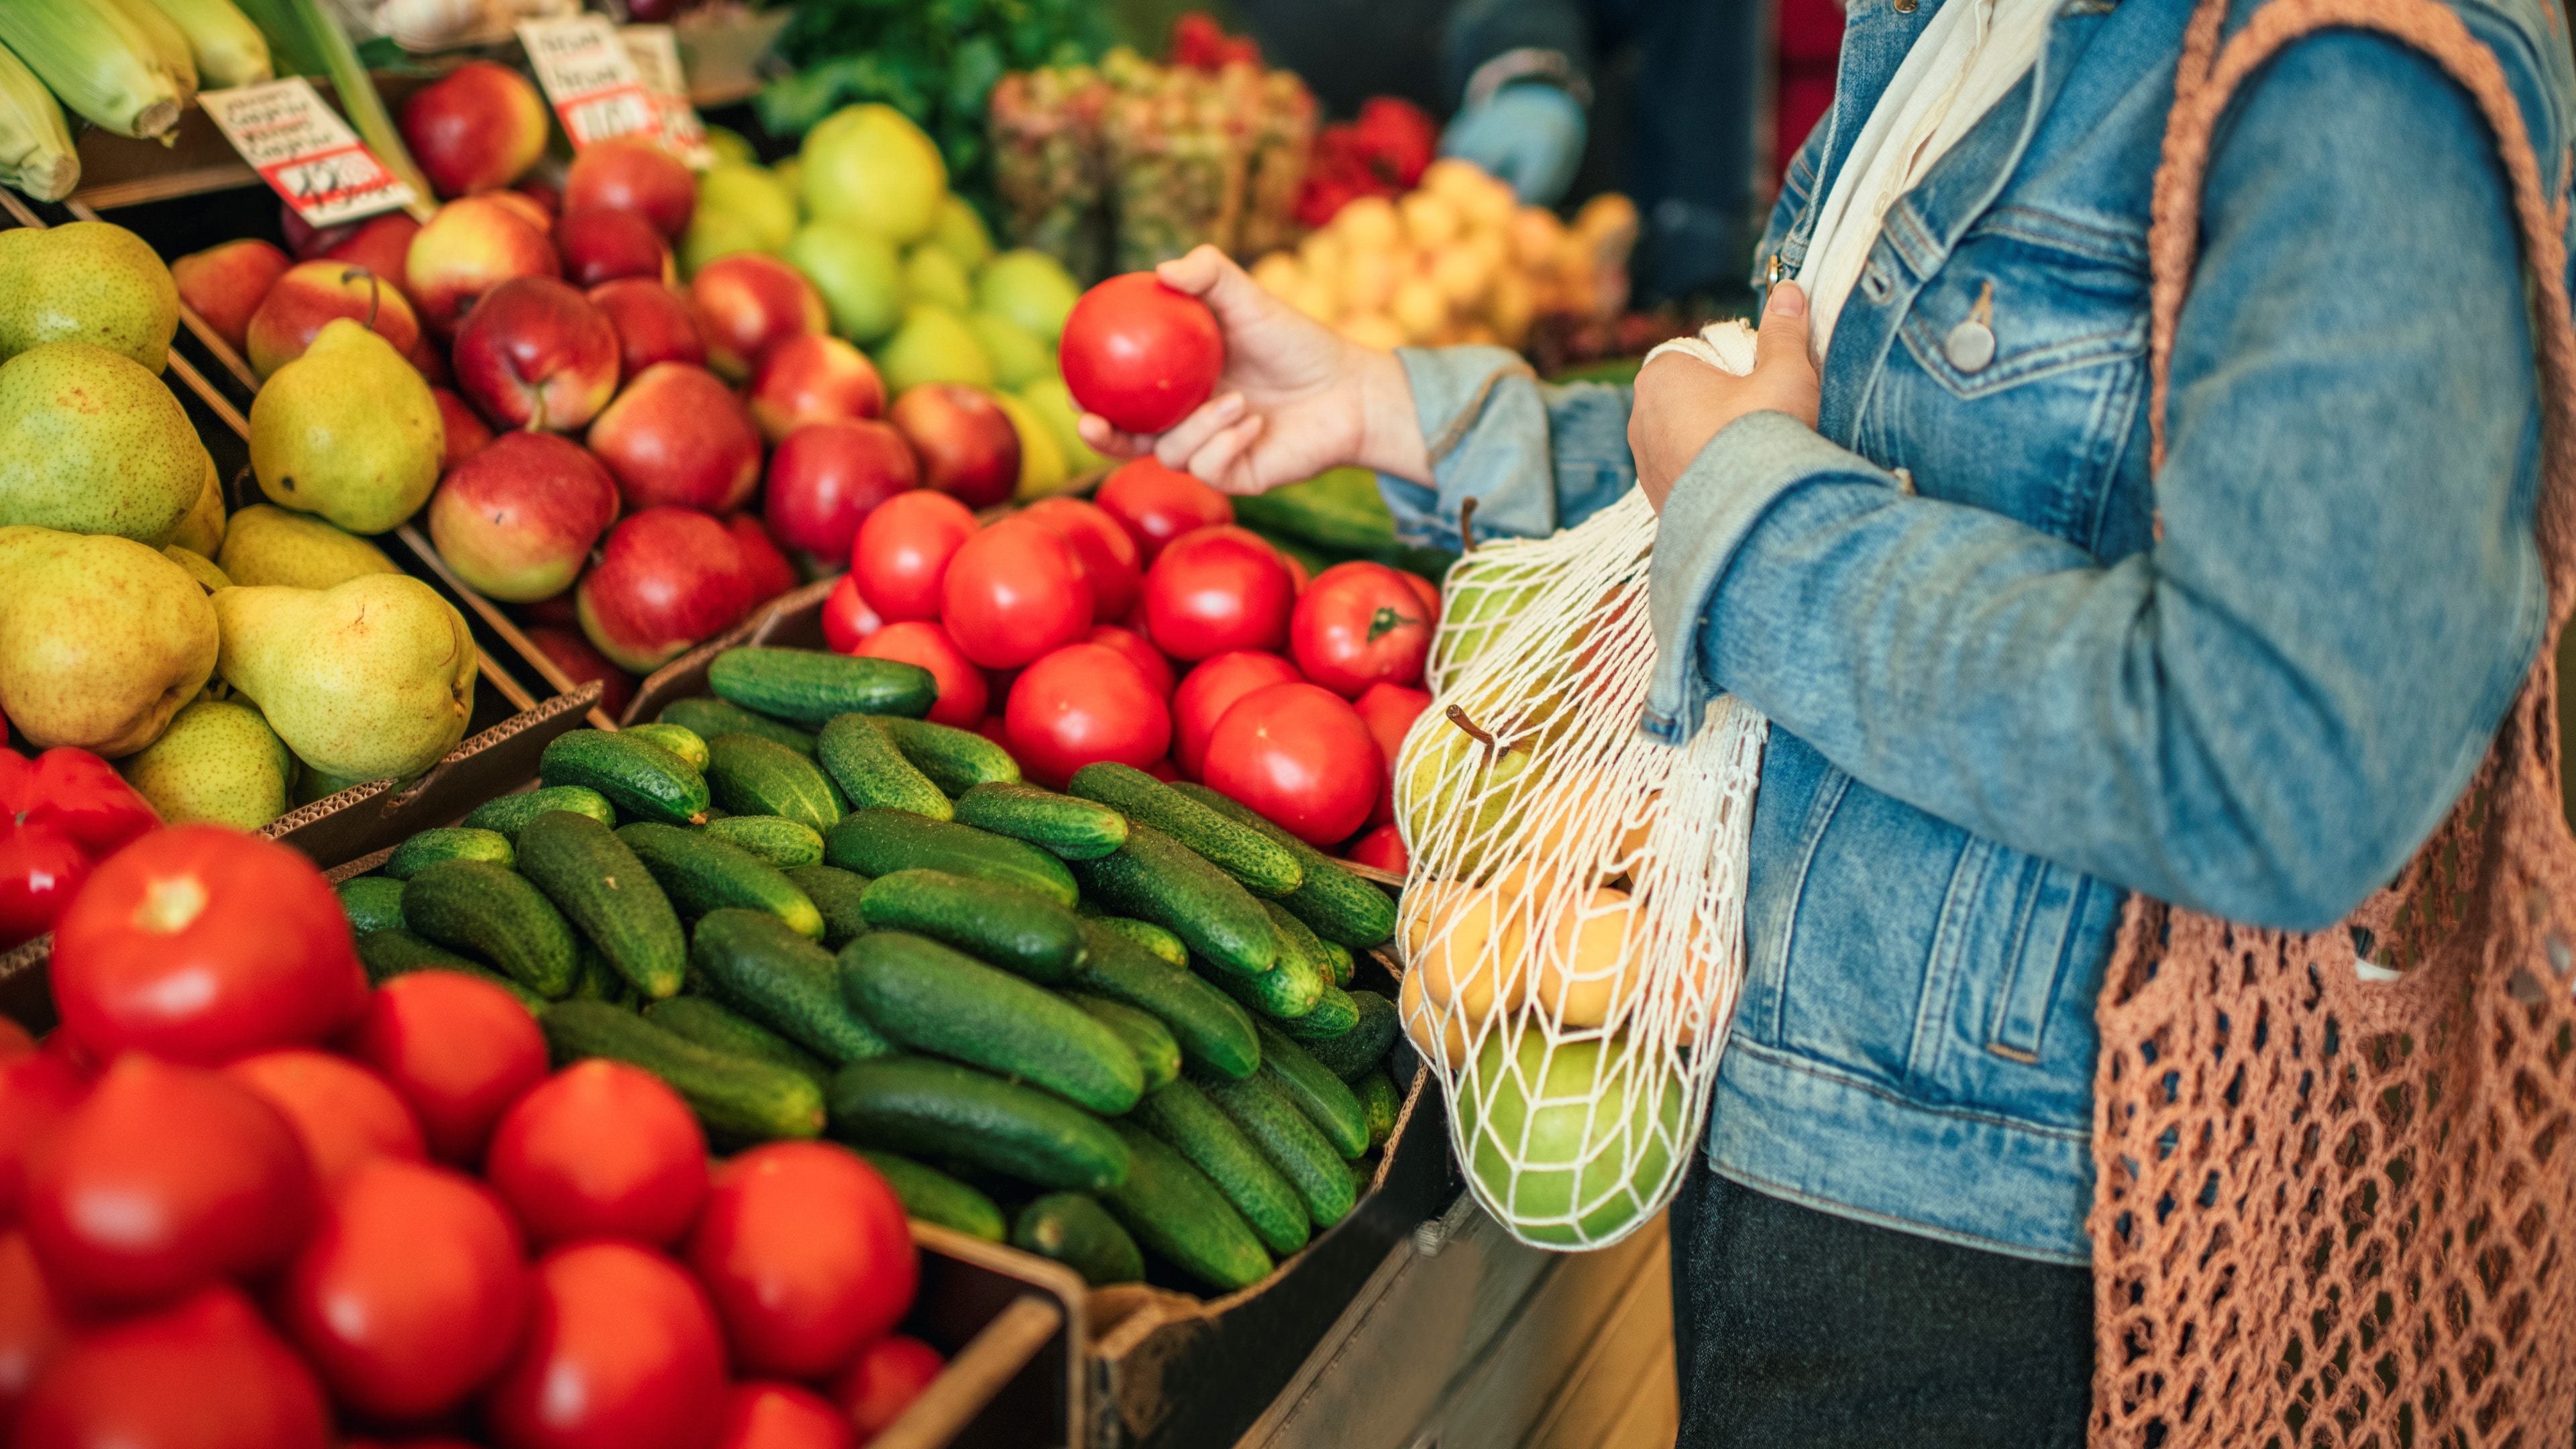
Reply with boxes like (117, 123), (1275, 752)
(1157, 244), (1276, 331)
(1076, 412), (1155, 460)
(1752, 282), (1811, 374)
(1152, 244), (1227, 297)
(1182, 414), (1271, 494)
(1150, 392), (1248, 470)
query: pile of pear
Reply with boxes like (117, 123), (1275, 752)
(0, 222), (470, 833)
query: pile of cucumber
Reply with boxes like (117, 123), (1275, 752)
(332, 646), (1411, 1296)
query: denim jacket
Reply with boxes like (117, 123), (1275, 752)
(1379, 0), (2570, 1261)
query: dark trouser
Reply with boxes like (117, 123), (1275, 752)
(1668, 1155), (2094, 1448)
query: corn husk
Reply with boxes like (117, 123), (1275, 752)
(0, 42), (78, 201)
(94, 0), (197, 107)
(0, 0), (188, 141)
(141, 0), (268, 87)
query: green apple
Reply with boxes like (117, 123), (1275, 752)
(975, 249), (1080, 342)
(969, 311), (1053, 390)
(784, 221), (906, 343)
(696, 162), (799, 252)
(800, 104), (947, 243)
(875, 304), (991, 392)
(1462, 1027), (1683, 1246)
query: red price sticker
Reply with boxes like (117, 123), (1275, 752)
(517, 15), (659, 148)
(198, 78), (417, 227)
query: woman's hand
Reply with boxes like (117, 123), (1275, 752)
(1631, 283), (1822, 512)
(1076, 246), (1432, 494)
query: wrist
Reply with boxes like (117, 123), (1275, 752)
(1349, 345), (1430, 484)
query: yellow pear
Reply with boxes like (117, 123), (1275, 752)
(167, 452), (226, 555)
(0, 221), (181, 372)
(0, 342), (207, 543)
(217, 504), (399, 589)
(118, 697), (293, 829)
(0, 525), (217, 755)
(213, 574), (475, 781)
(248, 319), (441, 535)
(162, 545), (231, 593)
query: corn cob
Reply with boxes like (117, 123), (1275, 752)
(95, 0), (197, 107)
(0, 0), (188, 141)
(141, 0), (269, 88)
(0, 42), (78, 201)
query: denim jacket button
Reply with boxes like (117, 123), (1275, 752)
(1944, 317), (1996, 372)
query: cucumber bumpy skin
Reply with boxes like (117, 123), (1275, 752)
(951, 782), (1127, 860)
(1067, 822), (1277, 976)
(660, 698), (816, 756)
(877, 716), (1020, 796)
(816, 714), (953, 821)
(708, 647), (937, 724)
(704, 732), (847, 834)
(1069, 763), (1302, 897)
(517, 809), (690, 1000)
(825, 1056), (1135, 1192)
(540, 730), (710, 826)
(462, 786), (618, 839)
(400, 859), (584, 999)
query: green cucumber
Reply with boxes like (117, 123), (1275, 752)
(401, 859), (582, 998)
(1098, 1119), (1273, 1291)
(786, 864), (871, 948)
(1094, 916), (1187, 969)
(623, 722), (708, 771)
(618, 822), (824, 939)
(384, 828), (513, 879)
(840, 932), (1141, 1114)
(1067, 992), (1180, 1091)
(702, 816), (825, 868)
(708, 647), (937, 723)
(1354, 1069), (1400, 1150)
(856, 869), (1085, 982)
(519, 810), (689, 1000)
(825, 1056), (1132, 1191)
(1131, 1079), (1308, 1254)
(541, 730), (710, 826)
(1071, 921), (1260, 1080)
(1067, 823), (1275, 975)
(540, 1000), (824, 1141)
(1197, 1070), (1356, 1228)
(704, 733), (846, 833)
(463, 786), (619, 839)
(692, 908), (893, 1064)
(356, 930), (545, 1011)
(337, 877), (407, 936)
(1013, 1193), (1144, 1285)
(568, 942), (631, 1004)
(824, 809), (1077, 906)
(1303, 989), (1400, 1081)
(878, 716), (1020, 796)
(660, 698), (815, 755)
(951, 782), (1126, 859)
(1206, 910), (1325, 1021)
(1169, 782), (1396, 947)
(1275, 984), (1361, 1040)
(1318, 938), (1355, 988)
(643, 996), (830, 1085)
(858, 1150), (1008, 1241)
(818, 714), (953, 820)
(1069, 764), (1301, 897)
(1253, 1021), (1371, 1159)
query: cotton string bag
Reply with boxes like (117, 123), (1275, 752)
(2092, 0), (2576, 1441)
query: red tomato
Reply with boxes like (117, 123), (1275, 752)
(223, 1049), (425, 1189)
(1347, 823), (1408, 874)
(350, 973), (549, 1164)
(1276, 545), (1310, 594)
(941, 520), (1094, 669)
(1399, 568), (1442, 627)
(1290, 562), (1433, 698)
(1352, 682), (1432, 830)
(1020, 496), (1143, 619)
(0, 749), (28, 816)
(683, 1142), (916, 1379)
(830, 1334), (946, 1442)
(1059, 272), (1224, 434)
(975, 715), (1011, 749)
(1201, 682), (1382, 846)
(1170, 651), (1301, 779)
(851, 490), (977, 623)
(0, 1230), (72, 1421)
(49, 826), (367, 1066)
(820, 574), (883, 653)
(1006, 643), (1174, 788)
(1146, 756), (1180, 781)
(717, 1382), (854, 1449)
(279, 1159), (527, 1420)
(1085, 624), (1175, 699)
(0, 822), (89, 950)
(19, 751), (157, 858)
(1142, 526), (1296, 662)
(484, 1060), (708, 1249)
(855, 621), (988, 728)
(0, 1051), (88, 1228)
(0, 1017), (30, 1059)
(484, 1242), (729, 1449)
(1093, 458), (1232, 564)
(13, 1285), (331, 1449)
(21, 1055), (316, 1309)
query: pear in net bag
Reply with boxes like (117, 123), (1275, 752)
(1393, 323), (1765, 1248)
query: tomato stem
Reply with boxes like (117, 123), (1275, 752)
(1365, 605), (1417, 643)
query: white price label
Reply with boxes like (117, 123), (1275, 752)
(517, 15), (658, 148)
(197, 78), (417, 227)
(619, 25), (714, 168)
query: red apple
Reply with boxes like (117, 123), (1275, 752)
(888, 385), (1021, 510)
(484, 191), (553, 237)
(689, 254), (826, 382)
(587, 277), (705, 379)
(577, 508), (757, 674)
(564, 138), (696, 239)
(317, 215), (421, 301)
(555, 208), (672, 290)
(244, 260), (422, 379)
(726, 514), (798, 608)
(405, 197), (561, 337)
(521, 625), (637, 720)
(428, 432), (621, 602)
(411, 335), (452, 386)
(400, 61), (550, 199)
(450, 276), (620, 432)
(746, 335), (884, 444)
(586, 362), (761, 513)
(172, 239), (290, 354)
(431, 388), (492, 471)
(511, 179), (559, 225)
(280, 205), (343, 260)
(763, 419), (917, 566)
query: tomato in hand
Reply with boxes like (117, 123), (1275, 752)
(0, 1230), (72, 1421)
(1202, 682), (1382, 847)
(49, 826), (367, 1066)
(855, 621), (988, 728)
(830, 1334), (946, 1442)
(941, 520), (1093, 669)
(1094, 458), (1232, 564)
(22, 1055), (316, 1308)
(13, 1285), (331, 1449)
(1142, 526), (1295, 662)
(1059, 272), (1224, 434)
(1020, 496), (1144, 619)
(19, 751), (157, 859)
(1006, 643), (1174, 788)
(1291, 563), (1434, 698)
(1347, 823), (1408, 874)
(1171, 651), (1301, 779)
(717, 1382), (854, 1449)
(484, 1242), (729, 1449)
(0, 1050), (87, 1227)
(350, 973), (549, 1164)
(224, 1049), (425, 1189)
(1085, 625), (1175, 699)
(820, 573), (884, 654)
(684, 1142), (916, 1378)
(1353, 682), (1433, 830)
(851, 490), (977, 623)
(484, 1059), (708, 1250)
(0, 822), (89, 951)
(279, 1159), (527, 1420)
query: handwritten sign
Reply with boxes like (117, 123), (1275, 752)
(517, 15), (657, 148)
(198, 78), (417, 227)
(618, 25), (714, 168)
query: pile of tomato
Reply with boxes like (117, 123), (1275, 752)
(1, 827), (934, 1449)
(821, 455), (1432, 869)
(0, 749), (166, 951)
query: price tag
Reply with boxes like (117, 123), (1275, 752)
(618, 25), (714, 168)
(197, 78), (418, 227)
(517, 15), (658, 148)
